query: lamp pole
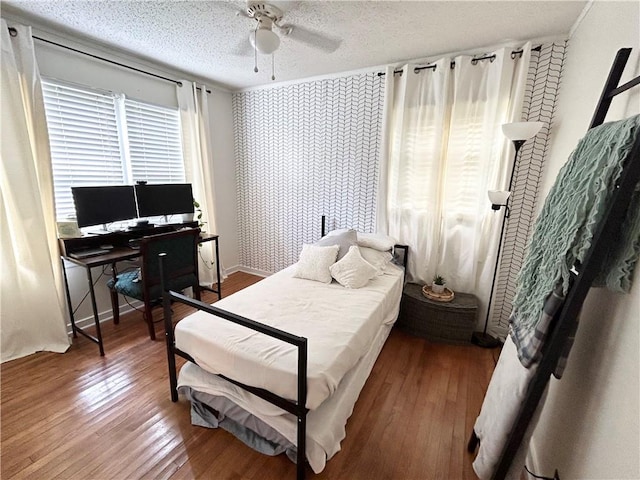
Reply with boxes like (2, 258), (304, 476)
(472, 121), (543, 348)
(472, 140), (523, 348)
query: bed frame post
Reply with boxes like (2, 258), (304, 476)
(296, 338), (308, 480)
(159, 253), (179, 402)
(321, 215), (326, 237)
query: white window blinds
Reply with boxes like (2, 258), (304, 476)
(41, 79), (185, 220)
(42, 80), (124, 219)
(124, 99), (185, 183)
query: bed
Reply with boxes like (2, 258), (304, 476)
(161, 224), (408, 479)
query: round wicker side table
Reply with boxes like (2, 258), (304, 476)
(396, 283), (478, 344)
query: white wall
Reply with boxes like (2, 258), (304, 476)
(529, 2), (640, 478)
(4, 14), (239, 327)
(208, 92), (240, 273)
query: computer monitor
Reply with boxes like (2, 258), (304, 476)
(134, 183), (194, 218)
(71, 185), (138, 228)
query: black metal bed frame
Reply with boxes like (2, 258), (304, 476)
(160, 219), (409, 480)
(468, 47), (640, 480)
(159, 265), (309, 480)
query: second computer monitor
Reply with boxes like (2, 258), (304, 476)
(135, 183), (194, 218)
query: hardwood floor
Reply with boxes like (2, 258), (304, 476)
(1, 272), (498, 479)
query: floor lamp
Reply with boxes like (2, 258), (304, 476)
(472, 121), (544, 348)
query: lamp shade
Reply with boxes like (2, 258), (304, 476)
(502, 121), (544, 141)
(488, 190), (511, 206)
(250, 28), (280, 54)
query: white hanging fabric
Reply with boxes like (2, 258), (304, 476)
(378, 44), (531, 333)
(0, 20), (70, 362)
(176, 81), (226, 286)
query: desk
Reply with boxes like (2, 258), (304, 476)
(60, 224), (221, 355)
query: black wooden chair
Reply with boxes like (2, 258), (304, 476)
(107, 228), (201, 340)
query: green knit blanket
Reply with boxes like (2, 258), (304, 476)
(511, 114), (640, 336)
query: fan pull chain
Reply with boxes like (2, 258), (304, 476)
(271, 53), (276, 81)
(253, 24), (259, 73)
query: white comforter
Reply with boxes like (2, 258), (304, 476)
(175, 263), (404, 410)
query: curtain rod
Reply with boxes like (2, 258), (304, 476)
(378, 45), (542, 77)
(7, 26), (211, 94)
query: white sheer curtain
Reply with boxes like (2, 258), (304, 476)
(378, 44), (530, 332)
(177, 81), (225, 285)
(1, 20), (70, 362)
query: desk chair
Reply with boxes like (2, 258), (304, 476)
(107, 228), (201, 340)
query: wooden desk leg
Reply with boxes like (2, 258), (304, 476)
(86, 267), (105, 356)
(60, 258), (77, 338)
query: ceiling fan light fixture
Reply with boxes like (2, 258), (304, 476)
(249, 28), (280, 54)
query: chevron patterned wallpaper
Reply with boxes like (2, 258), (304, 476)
(489, 43), (568, 338)
(233, 73), (384, 273)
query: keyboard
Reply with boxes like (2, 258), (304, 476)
(69, 248), (110, 259)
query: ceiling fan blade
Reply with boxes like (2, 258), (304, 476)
(231, 36), (254, 57)
(284, 25), (342, 53)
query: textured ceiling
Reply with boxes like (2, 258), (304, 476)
(2, 1), (586, 91)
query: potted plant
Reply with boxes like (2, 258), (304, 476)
(193, 199), (206, 230)
(432, 274), (446, 294)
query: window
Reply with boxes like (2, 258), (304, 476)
(41, 79), (184, 220)
(124, 99), (185, 184)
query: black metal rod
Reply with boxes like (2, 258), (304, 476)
(170, 291), (307, 346)
(215, 371), (303, 416)
(472, 53), (497, 64)
(60, 258), (77, 338)
(378, 45), (542, 77)
(608, 75), (640, 98)
(589, 48), (631, 128)
(214, 238), (222, 300)
(393, 244), (409, 271)
(297, 338), (308, 480)
(321, 215), (326, 237)
(160, 253), (180, 402)
(11, 29), (213, 94)
(482, 140), (524, 336)
(484, 213), (509, 335)
(73, 326), (100, 344)
(86, 267), (105, 356)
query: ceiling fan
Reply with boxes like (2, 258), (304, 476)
(235, 1), (342, 80)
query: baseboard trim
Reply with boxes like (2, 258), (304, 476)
(235, 266), (271, 277)
(67, 298), (143, 332)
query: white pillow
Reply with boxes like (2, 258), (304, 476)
(294, 244), (339, 283)
(359, 246), (393, 275)
(357, 232), (397, 251)
(326, 228), (351, 237)
(315, 229), (357, 260)
(330, 246), (378, 288)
